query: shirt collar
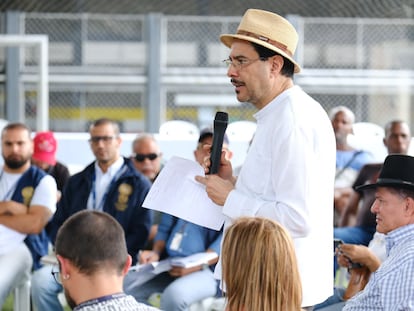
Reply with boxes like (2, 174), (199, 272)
(94, 157), (124, 178)
(385, 223), (414, 256)
(254, 85), (300, 122)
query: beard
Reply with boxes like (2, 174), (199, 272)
(4, 156), (29, 169)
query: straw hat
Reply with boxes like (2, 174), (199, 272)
(220, 9), (301, 73)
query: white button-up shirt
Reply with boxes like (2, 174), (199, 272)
(216, 85), (336, 307)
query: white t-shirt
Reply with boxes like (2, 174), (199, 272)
(87, 157), (124, 211)
(0, 168), (57, 255)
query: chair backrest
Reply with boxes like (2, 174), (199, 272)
(226, 121), (257, 142)
(348, 122), (387, 161)
(352, 122), (384, 138)
(159, 120), (200, 138)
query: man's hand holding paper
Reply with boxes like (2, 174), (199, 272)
(142, 156), (226, 230)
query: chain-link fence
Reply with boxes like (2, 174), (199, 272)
(1, 0), (412, 18)
(0, 11), (412, 132)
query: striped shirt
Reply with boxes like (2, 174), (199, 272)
(343, 224), (414, 310)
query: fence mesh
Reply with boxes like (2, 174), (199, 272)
(0, 1), (412, 132)
(0, 0), (412, 18)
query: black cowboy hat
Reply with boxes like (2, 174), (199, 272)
(356, 154), (414, 191)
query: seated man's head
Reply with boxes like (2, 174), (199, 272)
(383, 120), (411, 155)
(88, 118), (122, 170)
(329, 106), (355, 147)
(54, 210), (131, 309)
(131, 134), (162, 182)
(32, 131), (57, 171)
(194, 128), (232, 165)
(357, 155), (414, 234)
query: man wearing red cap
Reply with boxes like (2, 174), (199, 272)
(32, 131), (70, 196)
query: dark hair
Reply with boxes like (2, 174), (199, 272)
(55, 210), (128, 276)
(251, 42), (294, 78)
(89, 118), (120, 136)
(389, 187), (414, 201)
(1, 122), (31, 138)
(384, 120), (408, 136)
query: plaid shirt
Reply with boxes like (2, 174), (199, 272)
(343, 224), (414, 310)
(74, 294), (160, 311)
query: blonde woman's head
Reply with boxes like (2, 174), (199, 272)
(222, 217), (302, 311)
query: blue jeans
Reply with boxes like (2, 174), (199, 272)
(124, 269), (219, 311)
(314, 287), (345, 310)
(334, 226), (375, 274)
(31, 265), (64, 311)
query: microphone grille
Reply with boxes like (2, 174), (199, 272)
(215, 111), (228, 122)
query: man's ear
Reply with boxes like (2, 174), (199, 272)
(271, 55), (283, 73)
(57, 254), (72, 278)
(122, 255), (132, 276)
(405, 197), (414, 216)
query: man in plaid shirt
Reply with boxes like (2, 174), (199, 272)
(343, 154), (414, 310)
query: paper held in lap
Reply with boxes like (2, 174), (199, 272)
(142, 156), (226, 230)
(129, 252), (218, 286)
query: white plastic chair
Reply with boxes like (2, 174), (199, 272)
(226, 121), (256, 142)
(159, 120), (200, 138)
(13, 279), (31, 311)
(189, 297), (226, 311)
(348, 122), (386, 162)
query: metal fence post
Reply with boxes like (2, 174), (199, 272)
(5, 10), (23, 123)
(146, 13), (162, 133)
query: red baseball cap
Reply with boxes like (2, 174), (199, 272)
(32, 131), (57, 165)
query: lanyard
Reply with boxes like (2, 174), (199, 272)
(0, 170), (21, 201)
(91, 164), (127, 210)
(73, 293), (126, 310)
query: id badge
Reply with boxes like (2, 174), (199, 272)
(170, 232), (183, 250)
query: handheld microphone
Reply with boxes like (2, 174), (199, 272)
(209, 111), (228, 174)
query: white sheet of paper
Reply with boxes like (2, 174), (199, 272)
(142, 156), (225, 230)
(128, 259), (172, 286)
(170, 252), (218, 268)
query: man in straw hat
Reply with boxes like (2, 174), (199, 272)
(342, 154), (414, 310)
(195, 8), (335, 309)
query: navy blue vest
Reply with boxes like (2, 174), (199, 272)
(10, 166), (49, 270)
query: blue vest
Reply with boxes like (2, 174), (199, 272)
(11, 166), (49, 270)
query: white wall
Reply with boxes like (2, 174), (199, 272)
(53, 132), (251, 175)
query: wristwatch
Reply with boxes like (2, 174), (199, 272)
(201, 263), (209, 271)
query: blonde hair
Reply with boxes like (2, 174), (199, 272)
(222, 217), (302, 311)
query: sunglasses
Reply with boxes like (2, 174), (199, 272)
(134, 153), (159, 162)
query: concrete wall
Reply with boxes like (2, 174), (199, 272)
(53, 132), (251, 175)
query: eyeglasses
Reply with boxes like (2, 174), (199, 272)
(134, 153), (159, 162)
(88, 136), (117, 144)
(222, 57), (267, 70)
(51, 265), (62, 285)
